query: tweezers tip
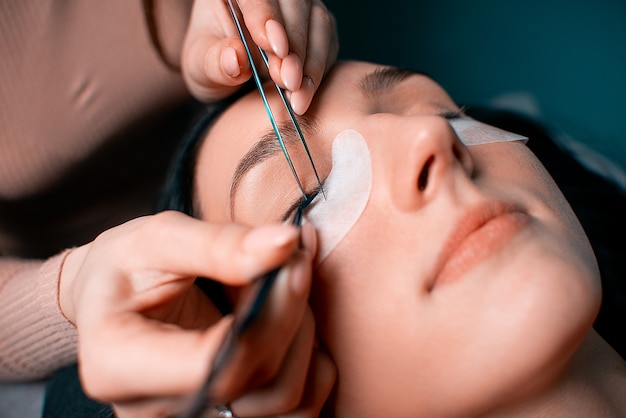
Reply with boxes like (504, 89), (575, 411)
(320, 184), (327, 200)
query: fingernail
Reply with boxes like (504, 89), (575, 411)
(290, 76), (315, 115)
(243, 224), (298, 254)
(265, 19), (289, 58)
(281, 53), (303, 91)
(221, 46), (240, 78)
(289, 253), (311, 297)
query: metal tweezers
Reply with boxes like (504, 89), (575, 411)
(181, 202), (309, 418)
(226, 0), (324, 199)
(180, 2), (324, 416)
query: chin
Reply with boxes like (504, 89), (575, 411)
(469, 247), (601, 413)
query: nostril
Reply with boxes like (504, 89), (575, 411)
(418, 156), (434, 191)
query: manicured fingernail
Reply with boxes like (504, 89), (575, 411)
(265, 19), (289, 58)
(281, 53), (303, 91)
(243, 224), (298, 254)
(290, 76), (315, 115)
(221, 46), (240, 77)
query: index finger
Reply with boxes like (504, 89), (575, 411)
(120, 211), (301, 286)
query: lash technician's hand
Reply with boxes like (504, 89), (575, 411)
(181, 0), (338, 114)
(58, 211), (335, 417)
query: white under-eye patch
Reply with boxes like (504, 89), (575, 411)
(305, 130), (372, 264)
(303, 121), (525, 263)
(450, 117), (528, 146)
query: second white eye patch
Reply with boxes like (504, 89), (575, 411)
(450, 117), (528, 146)
(301, 119), (525, 264)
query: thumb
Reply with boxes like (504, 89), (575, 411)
(182, 35), (252, 102)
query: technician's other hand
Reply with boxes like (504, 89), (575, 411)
(59, 211), (336, 417)
(181, 0), (338, 115)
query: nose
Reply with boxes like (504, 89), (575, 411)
(374, 115), (474, 212)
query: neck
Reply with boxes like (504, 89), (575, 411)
(488, 330), (626, 417)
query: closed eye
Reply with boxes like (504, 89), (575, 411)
(281, 185), (323, 222)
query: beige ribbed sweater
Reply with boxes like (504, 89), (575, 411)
(0, 0), (196, 380)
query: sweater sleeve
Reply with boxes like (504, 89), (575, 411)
(0, 250), (78, 381)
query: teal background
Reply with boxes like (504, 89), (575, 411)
(324, 0), (626, 171)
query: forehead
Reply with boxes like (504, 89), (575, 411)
(195, 61), (456, 222)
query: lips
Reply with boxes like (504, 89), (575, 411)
(430, 201), (530, 289)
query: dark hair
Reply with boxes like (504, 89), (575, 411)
(156, 84), (254, 215)
(157, 97), (626, 360)
(156, 104), (221, 215)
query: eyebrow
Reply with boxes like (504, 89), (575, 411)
(229, 115), (320, 215)
(229, 66), (463, 216)
(358, 66), (430, 98)
(359, 66), (465, 118)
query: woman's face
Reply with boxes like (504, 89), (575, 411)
(195, 61), (601, 416)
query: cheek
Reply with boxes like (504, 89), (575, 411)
(310, 219), (437, 415)
(310, 141), (601, 415)
(472, 143), (595, 266)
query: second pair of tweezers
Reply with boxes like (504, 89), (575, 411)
(181, 201), (310, 418)
(181, 4), (327, 415)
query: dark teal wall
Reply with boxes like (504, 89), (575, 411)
(325, 0), (626, 170)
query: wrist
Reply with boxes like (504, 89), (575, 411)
(59, 244), (89, 325)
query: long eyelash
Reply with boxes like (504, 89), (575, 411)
(440, 107), (467, 120)
(281, 186), (322, 222)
